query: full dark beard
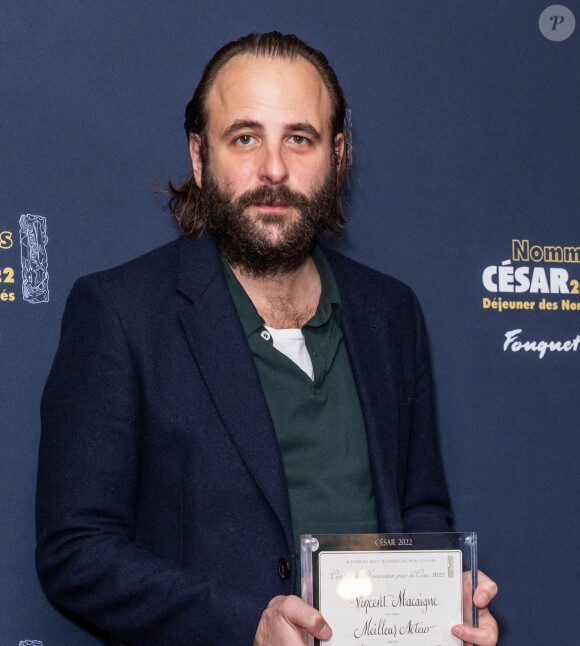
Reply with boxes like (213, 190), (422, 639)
(202, 169), (337, 277)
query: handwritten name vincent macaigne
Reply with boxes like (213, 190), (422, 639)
(355, 589), (440, 615)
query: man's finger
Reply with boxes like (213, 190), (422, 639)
(473, 570), (498, 608)
(283, 596), (332, 640)
(451, 622), (498, 646)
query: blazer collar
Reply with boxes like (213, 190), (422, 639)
(175, 235), (295, 549)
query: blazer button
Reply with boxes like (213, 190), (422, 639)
(278, 558), (291, 580)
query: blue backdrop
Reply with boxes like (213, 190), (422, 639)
(2, 1), (578, 643)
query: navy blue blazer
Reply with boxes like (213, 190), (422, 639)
(36, 235), (451, 645)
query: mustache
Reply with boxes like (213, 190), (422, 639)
(234, 185), (310, 210)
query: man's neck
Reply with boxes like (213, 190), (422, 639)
(230, 256), (321, 329)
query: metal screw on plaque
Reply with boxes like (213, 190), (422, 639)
(311, 537), (319, 552)
(465, 536), (472, 543)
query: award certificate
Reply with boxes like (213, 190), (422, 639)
(301, 533), (477, 646)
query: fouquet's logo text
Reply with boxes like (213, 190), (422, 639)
(504, 329), (580, 358)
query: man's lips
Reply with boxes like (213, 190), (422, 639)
(255, 201), (290, 211)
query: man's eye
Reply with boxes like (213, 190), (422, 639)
(290, 135), (308, 145)
(235, 135), (255, 145)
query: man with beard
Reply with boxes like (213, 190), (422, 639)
(36, 33), (498, 646)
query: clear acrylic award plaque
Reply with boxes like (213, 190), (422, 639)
(301, 533), (477, 646)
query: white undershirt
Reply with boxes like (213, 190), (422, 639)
(263, 326), (314, 380)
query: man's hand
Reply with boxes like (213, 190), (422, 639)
(451, 570), (498, 646)
(253, 595), (332, 645)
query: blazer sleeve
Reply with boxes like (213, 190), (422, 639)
(400, 292), (453, 532)
(36, 276), (265, 645)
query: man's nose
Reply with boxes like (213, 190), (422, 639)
(258, 143), (289, 185)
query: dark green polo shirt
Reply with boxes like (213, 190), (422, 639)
(222, 248), (378, 584)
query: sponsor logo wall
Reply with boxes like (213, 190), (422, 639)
(481, 238), (579, 357)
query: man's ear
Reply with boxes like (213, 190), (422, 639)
(189, 134), (203, 189)
(333, 133), (345, 180)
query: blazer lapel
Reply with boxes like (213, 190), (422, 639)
(325, 251), (404, 533)
(175, 236), (294, 547)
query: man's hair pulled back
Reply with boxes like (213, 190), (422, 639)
(167, 31), (350, 237)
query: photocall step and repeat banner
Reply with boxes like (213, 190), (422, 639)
(482, 238), (579, 355)
(1, 2), (578, 645)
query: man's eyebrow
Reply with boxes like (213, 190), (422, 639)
(286, 122), (322, 142)
(221, 120), (323, 142)
(222, 120), (263, 138)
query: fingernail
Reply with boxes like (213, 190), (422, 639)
(320, 623), (332, 639)
(451, 625), (463, 638)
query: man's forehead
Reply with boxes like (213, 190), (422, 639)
(205, 53), (332, 134)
